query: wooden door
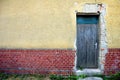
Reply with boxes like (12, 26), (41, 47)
(76, 15), (99, 68)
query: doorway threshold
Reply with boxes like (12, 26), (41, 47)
(75, 69), (102, 76)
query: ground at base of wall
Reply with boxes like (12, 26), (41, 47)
(0, 72), (120, 80)
(0, 72), (50, 80)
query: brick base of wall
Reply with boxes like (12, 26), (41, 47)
(0, 49), (75, 75)
(0, 48), (120, 75)
(104, 48), (120, 75)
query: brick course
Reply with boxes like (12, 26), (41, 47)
(0, 49), (75, 75)
(104, 48), (120, 75)
(0, 48), (120, 75)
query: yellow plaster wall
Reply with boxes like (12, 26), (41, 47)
(0, 0), (120, 48)
(102, 0), (120, 48)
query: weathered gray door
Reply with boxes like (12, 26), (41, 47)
(77, 15), (99, 68)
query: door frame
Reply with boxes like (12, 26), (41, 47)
(75, 12), (101, 70)
(74, 4), (107, 75)
(76, 13), (100, 69)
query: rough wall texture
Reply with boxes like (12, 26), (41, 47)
(0, 0), (120, 48)
(0, 49), (75, 75)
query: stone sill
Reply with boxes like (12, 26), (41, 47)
(76, 69), (102, 76)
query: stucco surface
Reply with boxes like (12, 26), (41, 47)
(0, 0), (120, 48)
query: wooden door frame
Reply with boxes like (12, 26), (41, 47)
(76, 12), (100, 69)
(75, 4), (107, 75)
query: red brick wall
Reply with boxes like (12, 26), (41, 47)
(0, 49), (75, 75)
(0, 48), (120, 75)
(104, 48), (120, 75)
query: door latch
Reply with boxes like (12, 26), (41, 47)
(94, 43), (97, 49)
